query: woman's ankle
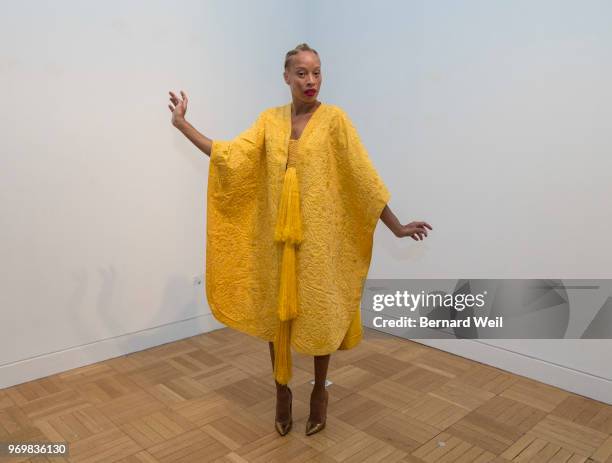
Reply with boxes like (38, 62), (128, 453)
(275, 382), (290, 394)
(311, 383), (326, 394)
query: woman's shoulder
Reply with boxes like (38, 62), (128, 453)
(257, 102), (349, 133)
(324, 103), (345, 116)
(323, 104), (353, 133)
(257, 103), (287, 122)
(262, 102), (346, 117)
(324, 104), (351, 127)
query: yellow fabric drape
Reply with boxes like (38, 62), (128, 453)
(206, 102), (390, 384)
(272, 140), (302, 384)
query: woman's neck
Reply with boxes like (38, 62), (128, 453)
(291, 100), (321, 116)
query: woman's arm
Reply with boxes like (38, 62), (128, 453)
(380, 204), (433, 241)
(169, 90), (213, 157)
(173, 118), (213, 157)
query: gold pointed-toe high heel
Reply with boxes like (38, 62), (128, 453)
(274, 387), (293, 436)
(305, 388), (328, 436)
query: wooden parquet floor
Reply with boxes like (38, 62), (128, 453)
(1, 327), (611, 462)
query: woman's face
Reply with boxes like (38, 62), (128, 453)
(284, 51), (322, 105)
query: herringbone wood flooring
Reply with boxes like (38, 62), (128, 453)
(1, 327), (611, 462)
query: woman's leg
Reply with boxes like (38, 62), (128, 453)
(269, 341), (291, 422)
(309, 353), (330, 423)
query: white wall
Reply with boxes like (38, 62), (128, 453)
(2, 0), (611, 403)
(310, 0), (612, 403)
(0, 0), (309, 386)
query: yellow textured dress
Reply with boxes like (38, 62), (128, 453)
(206, 102), (390, 384)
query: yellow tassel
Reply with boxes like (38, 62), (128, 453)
(274, 167), (303, 245)
(277, 243), (298, 321)
(273, 320), (292, 385)
(272, 164), (303, 386)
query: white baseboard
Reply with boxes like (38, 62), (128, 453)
(0, 313), (225, 389)
(3, 315), (610, 406)
(412, 338), (612, 405)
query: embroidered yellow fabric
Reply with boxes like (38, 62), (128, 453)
(206, 102), (390, 384)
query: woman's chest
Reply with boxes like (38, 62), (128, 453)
(290, 114), (314, 140)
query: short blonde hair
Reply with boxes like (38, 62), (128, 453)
(284, 43), (319, 70)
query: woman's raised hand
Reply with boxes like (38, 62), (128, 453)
(168, 90), (188, 126)
(394, 221), (433, 241)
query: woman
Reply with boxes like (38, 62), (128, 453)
(169, 43), (432, 437)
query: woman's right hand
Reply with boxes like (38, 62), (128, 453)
(393, 221), (433, 241)
(168, 90), (188, 126)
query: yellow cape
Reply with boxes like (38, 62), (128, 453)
(206, 102), (390, 383)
